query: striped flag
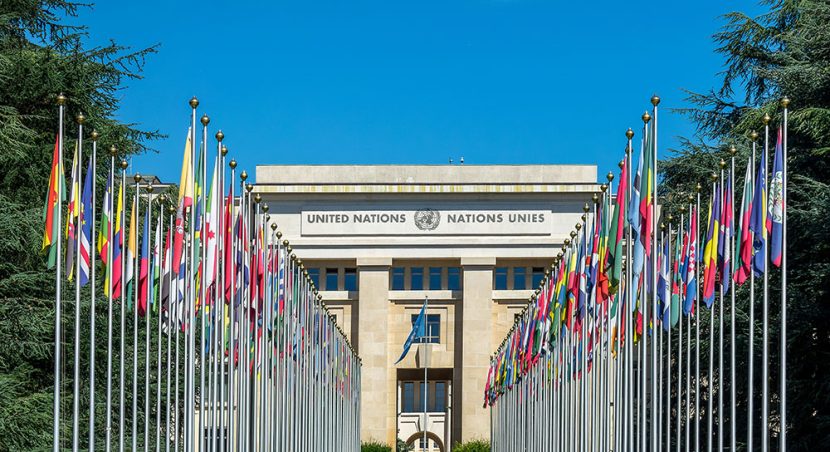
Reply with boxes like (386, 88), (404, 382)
(125, 195), (137, 310)
(111, 182), (124, 298)
(769, 128), (784, 267)
(172, 130), (194, 275)
(43, 134), (65, 268)
(735, 156), (753, 285)
(98, 171), (112, 268)
(79, 156), (93, 287)
(750, 144), (767, 276)
(65, 142), (80, 280)
(702, 182), (721, 308)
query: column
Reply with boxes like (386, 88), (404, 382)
(356, 257), (394, 444)
(454, 257), (495, 442)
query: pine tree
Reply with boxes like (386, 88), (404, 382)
(0, 2), (162, 449)
(659, 1), (830, 449)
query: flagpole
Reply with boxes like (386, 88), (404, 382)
(146, 185), (154, 451)
(685, 198), (692, 452)
(651, 95), (660, 452)
(186, 97), (198, 452)
(72, 113), (84, 452)
(676, 214), (683, 452)
(694, 182), (701, 452)
(88, 128), (98, 452)
(157, 202), (164, 452)
(707, 174), (716, 452)
(132, 174), (141, 452)
(106, 145), (116, 452)
(780, 96), (789, 452)
(625, 128), (634, 452)
(227, 161), (236, 450)
(747, 130), (758, 452)
(217, 137), (227, 452)
(424, 296), (429, 452)
(727, 145), (737, 452)
(119, 160), (127, 452)
(761, 112), (770, 452)
(198, 113), (209, 452)
(166, 207), (175, 452)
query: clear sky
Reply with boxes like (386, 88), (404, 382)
(73, 1), (762, 183)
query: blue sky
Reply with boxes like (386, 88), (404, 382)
(75, 1), (762, 183)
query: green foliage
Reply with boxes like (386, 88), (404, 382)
(397, 438), (414, 452)
(361, 440), (393, 452)
(660, 0), (830, 449)
(451, 439), (490, 452)
(0, 1), (163, 450)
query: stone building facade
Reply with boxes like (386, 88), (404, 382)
(254, 165), (599, 451)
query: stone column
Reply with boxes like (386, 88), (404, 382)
(453, 257), (495, 443)
(356, 257), (394, 444)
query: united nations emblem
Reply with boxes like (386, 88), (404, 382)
(414, 208), (440, 231)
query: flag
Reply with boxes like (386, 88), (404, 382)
(111, 182), (124, 298)
(152, 215), (161, 311)
(98, 170), (112, 268)
(125, 195), (137, 310)
(65, 142), (80, 279)
(160, 221), (172, 308)
(682, 210), (697, 315)
(720, 169), (733, 294)
(79, 156), (93, 287)
(734, 156), (753, 285)
(204, 157), (219, 287)
(395, 298), (427, 364)
(769, 129), (784, 267)
(608, 158), (628, 292)
(670, 226), (682, 327)
(629, 133), (644, 278)
(750, 144), (767, 275)
(43, 134), (65, 268)
(138, 201), (150, 316)
(658, 234), (670, 330)
(702, 183), (721, 308)
(173, 130), (194, 275)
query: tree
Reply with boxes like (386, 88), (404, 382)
(660, 1), (830, 449)
(0, 1), (160, 449)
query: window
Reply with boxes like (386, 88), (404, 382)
(429, 267), (442, 290)
(412, 314), (440, 344)
(513, 267), (526, 290)
(325, 268), (338, 291)
(410, 267), (424, 290)
(344, 268), (357, 291)
(532, 267), (545, 288)
(447, 267), (461, 290)
(494, 267), (508, 290)
(433, 381), (446, 412)
(308, 268), (320, 288)
(403, 382), (415, 412)
(392, 267), (405, 290)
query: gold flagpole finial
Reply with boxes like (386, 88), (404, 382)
(750, 131), (759, 142)
(607, 171), (614, 182)
(763, 113), (771, 125)
(245, 183), (253, 193)
(729, 145), (737, 156)
(719, 159), (727, 169)
(215, 130), (224, 142)
(583, 203), (590, 213)
(270, 223), (278, 231)
(221, 145), (228, 157)
(189, 97), (199, 109)
(592, 193), (599, 204)
(134, 173), (142, 183)
(642, 111), (651, 123)
(200, 115), (210, 126)
(696, 182), (702, 193)
(781, 97), (791, 108)
(253, 193), (262, 203)
(262, 203), (269, 212)
(109, 145), (117, 157)
(91, 130), (99, 141)
(57, 93), (67, 105)
(120, 160), (128, 170)
(276, 231), (282, 239)
(601, 184), (608, 193)
(710, 172), (719, 182)
(240, 170), (247, 181)
(651, 95), (661, 106)
(76, 113), (86, 124)
(626, 128), (634, 139)
(229, 159), (237, 169)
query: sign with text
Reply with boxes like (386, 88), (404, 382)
(301, 209), (553, 236)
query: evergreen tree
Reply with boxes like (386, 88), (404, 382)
(660, 1), (830, 449)
(0, 1), (161, 449)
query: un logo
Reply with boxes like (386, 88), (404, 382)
(414, 208), (440, 231)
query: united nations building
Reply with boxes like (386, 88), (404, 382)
(255, 164), (599, 451)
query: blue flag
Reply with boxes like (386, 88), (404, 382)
(395, 298), (427, 364)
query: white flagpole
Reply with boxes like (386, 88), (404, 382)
(186, 97), (198, 452)
(145, 186), (154, 451)
(119, 161), (127, 452)
(105, 145), (116, 452)
(157, 201), (164, 452)
(747, 130), (758, 452)
(761, 113), (770, 452)
(199, 113), (209, 452)
(694, 183), (701, 452)
(651, 95), (660, 452)
(88, 127), (98, 452)
(72, 114), (84, 452)
(708, 178), (715, 452)
(780, 96), (789, 452)
(132, 176), (141, 452)
(53, 92), (66, 452)
(166, 208), (174, 452)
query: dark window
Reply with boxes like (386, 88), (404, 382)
(532, 267), (545, 288)
(494, 267), (508, 290)
(412, 314), (440, 344)
(392, 267), (405, 290)
(410, 267), (424, 290)
(325, 268), (338, 291)
(344, 268), (357, 291)
(429, 267), (442, 290)
(513, 267), (526, 290)
(403, 382), (415, 412)
(433, 381), (446, 412)
(447, 267), (461, 290)
(308, 268), (320, 288)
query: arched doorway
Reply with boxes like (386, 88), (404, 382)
(404, 430), (445, 452)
